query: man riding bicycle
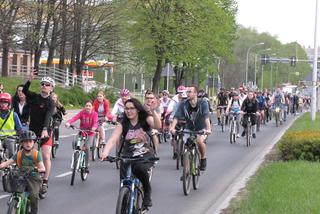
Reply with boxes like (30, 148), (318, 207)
(216, 88), (228, 125)
(169, 85), (211, 171)
(272, 87), (285, 122)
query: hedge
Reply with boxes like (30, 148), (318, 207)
(278, 131), (320, 161)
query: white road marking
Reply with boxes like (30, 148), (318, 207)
(55, 171), (72, 178)
(0, 194), (10, 200)
(60, 126), (116, 139)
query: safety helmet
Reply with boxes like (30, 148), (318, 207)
(41, 76), (55, 88)
(162, 90), (169, 95)
(177, 85), (186, 93)
(198, 90), (205, 98)
(19, 130), (37, 142)
(119, 88), (130, 97)
(0, 93), (11, 111)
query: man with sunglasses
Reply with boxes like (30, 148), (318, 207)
(23, 76), (55, 197)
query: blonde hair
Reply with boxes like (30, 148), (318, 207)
(97, 90), (105, 97)
(51, 93), (63, 108)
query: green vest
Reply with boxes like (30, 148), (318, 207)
(0, 111), (16, 136)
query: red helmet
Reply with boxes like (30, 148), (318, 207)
(177, 85), (186, 93)
(0, 93), (11, 110)
(120, 89), (130, 97)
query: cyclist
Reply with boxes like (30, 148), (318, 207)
(0, 93), (23, 158)
(0, 130), (45, 214)
(65, 100), (98, 173)
(271, 87), (285, 122)
(226, 92), (241, 138)
(101, 98), (161, 208)
(169, 85), (212, 171)
(51, 93), (66, 147)
(22, 76), (55, 195)
(93, 91), (112, 145)
(144, 90), (162, 151)
(216, 88), (228, 125)
(111, 89), (131, 122)
(12, 85), (30, 131)
(256, 91), (266, 124)
(159, 90), (172, 139)
(241, 91), (258, 138)
(239, 87), (247, 106)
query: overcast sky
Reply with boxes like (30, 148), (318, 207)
(236, 0), (317, 47)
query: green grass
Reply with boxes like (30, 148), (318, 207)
(288, 112), (320, 131)
(229, 161), (320, 214)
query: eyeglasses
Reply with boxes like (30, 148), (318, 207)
(124, 107), (136, 111)
(41, 82), (51, 87)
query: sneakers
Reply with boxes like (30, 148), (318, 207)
(241, 131), (246, 137)
(252, 133), (256, 138)
(236, 134), (240, 138)
(143, 194), (152, 207)
(200, 158), (207, 171)
(40, 182), (48, 194)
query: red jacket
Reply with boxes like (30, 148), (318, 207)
(93, 99), (112, 120)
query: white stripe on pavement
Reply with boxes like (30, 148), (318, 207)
(0, 195), (10, 200)
(60, 126), (116, 139)
(55, 171), (72, 178)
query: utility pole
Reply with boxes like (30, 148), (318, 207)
(312, 0), (319, 120)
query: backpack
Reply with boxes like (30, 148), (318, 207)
(17, 149), (39, 168)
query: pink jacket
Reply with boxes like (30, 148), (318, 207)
(68, 110), (98, 136)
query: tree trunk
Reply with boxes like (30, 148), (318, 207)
(58, 0), (67, 70)
(47, 15), (59, 67)
(152, 57), (164, 93)
(1, 44), (9, 77)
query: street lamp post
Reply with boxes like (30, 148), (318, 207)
(245, 42), (264, 86)
(254, 48), (271, 88)
(270, 53), (277, 90)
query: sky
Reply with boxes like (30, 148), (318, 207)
(236, 0), (317, 48)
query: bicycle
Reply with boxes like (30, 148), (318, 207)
(229, 110), (240, 144)
(3, 167), (44, 214)
(69, 125), (90, 186)
(174, 126), (185, 170)
(273, 106), (281, 127)
(177, 130), (206, 196)
(96, 120), (118, 160)
(217, 106), (227, 132)
(243, 113), (255, 147)
(51, 120), (62, 159)
(104, 156), (159, 214)
(0, 135), (20, 164)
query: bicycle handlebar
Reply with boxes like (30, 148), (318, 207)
(102, 156), (159, 163)
(175, 130), (207, 135)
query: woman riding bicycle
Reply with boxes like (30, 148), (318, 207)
(101, 98), (161, 208)
(93, 91), (112, 145)
(111, 88), (131, 122)
(65, 101), (98, 173)
(51, 93), (66, 147)
(226, 92), (241, 138)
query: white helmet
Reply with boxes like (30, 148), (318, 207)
(41, 76), (55, 88)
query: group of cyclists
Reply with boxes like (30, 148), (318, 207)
(0, 74), (311, 213)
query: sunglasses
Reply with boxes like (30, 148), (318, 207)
(41, 82), (51, 87)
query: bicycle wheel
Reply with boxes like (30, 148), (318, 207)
(232, 121), (236, 143)
(182, 151), (191, 195)
(192, 150), (201, 190)
(246, 126), (250, 147)
(80, 154), (88, 181)
(229, 122), (234, 144)
(134, 187), (144, 214)
(7, 198), (18, 214)
(221, 114), (225, 132)
(71, 151), (79, 186)
(116, 187), (131, 214)
(176, 139), (182, 170)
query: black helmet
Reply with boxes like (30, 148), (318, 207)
(198, 89), (205, 98)
(19, 130), (37, 142)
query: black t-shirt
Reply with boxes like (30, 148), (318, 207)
(23, 81), (55, 137)
(122, 122), (153, 157)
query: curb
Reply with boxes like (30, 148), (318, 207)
(204, 114), (302, 214)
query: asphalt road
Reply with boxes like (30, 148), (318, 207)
(0, 112), (299, 214)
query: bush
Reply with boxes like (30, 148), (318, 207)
(278, 131), (320, 161)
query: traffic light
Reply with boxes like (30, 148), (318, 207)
(290, 56), (297, 67)
(260, 54), (269, 65)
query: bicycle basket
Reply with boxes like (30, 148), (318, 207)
(4, 170), (26, 193)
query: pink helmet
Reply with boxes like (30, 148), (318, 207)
(0, 93), (11, 111)
(177, 85), (186, 93)
(120, 88), (130, 97)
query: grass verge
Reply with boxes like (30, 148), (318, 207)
(224, 113), (320, 214)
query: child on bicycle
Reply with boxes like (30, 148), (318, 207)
(65, 100), (98, 173)
(0, 130), (45, 214)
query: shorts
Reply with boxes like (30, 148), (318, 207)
(41, 133), (53, 147)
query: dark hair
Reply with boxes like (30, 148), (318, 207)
(85, 100), (93, 105)
(144, 89), (154, 97)
(189, 85), (198, 94)
(12, 84), (25, 103)
(121, 98), (150, 136)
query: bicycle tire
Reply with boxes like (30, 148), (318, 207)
(246, 126), (250, 147)
(192, 150), (201, 190)
(221, 114), (225, 132)
(7, 198), (18, 214)
(80, 154), (88, 181)
(115, 143), (121, 170)
(182, 151), (191, 195)
(134, 186), (144, 214)
(91, 146), (97, 162)
(115, 186), (131, 214)
(176, 139), (182, 170)
(70, 151), (79, 186)
(229, 122), (234, 144)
